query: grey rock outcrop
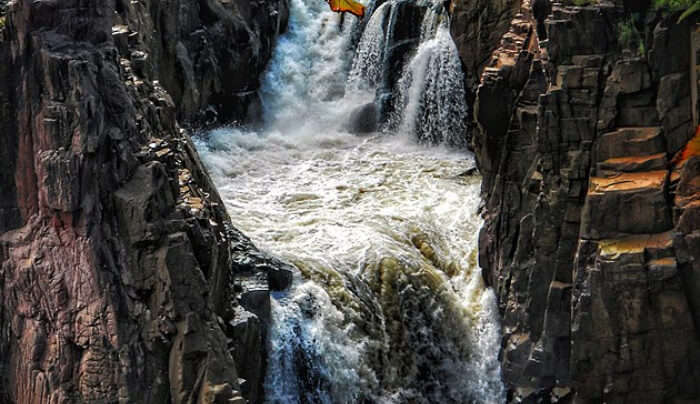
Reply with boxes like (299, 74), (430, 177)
(460, 1), (700, 402)
(346, 102), (380, 134)
(0, 0), (287, 403)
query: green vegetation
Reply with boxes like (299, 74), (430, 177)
(0, 16), (5, 31)
(618, 17), (646, 56)
(653, 0), (700, 21)
(573, 0), (594, 6)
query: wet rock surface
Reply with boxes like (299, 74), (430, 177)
(0, 0), (287, 403)
(449, 0), (521, 143)
(463, 1), (700, 402)
(346, 102), (380, 134)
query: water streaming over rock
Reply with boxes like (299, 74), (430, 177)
(393, 22), (468, 147)
(195, 0), (505, 402)
(348, 2), (391, 89)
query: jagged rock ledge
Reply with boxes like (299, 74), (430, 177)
(458, 0), (700, 402)
(0, 0), (290, 403)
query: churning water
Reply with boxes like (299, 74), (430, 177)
(195, 0), (505, 402)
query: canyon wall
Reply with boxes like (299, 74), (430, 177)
(1, 0), (698, 403)
(450, 0), (521, 90)
(460, 0), (700, 402)
(0, 0), (288, 403)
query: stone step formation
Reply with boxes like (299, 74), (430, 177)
(473, 1), (700, 402)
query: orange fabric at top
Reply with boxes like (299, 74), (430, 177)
(673, 125), (700, 166)
(327, 0), (365, 18)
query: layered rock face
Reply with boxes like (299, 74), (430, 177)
(448, 0), (521, 141)
(111, 0), (288, 123)
(0, 0), (287, 403)
(466, 0), (700, 402)
(449, 0), (521, 89)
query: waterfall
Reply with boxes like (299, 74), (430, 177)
(394, 23), (468, 147)
(260, 0), (360, 130)
(197, 129), (506, 403)
(264, 283), (370, 403)
(419, 6), (441, 43)
(348, 1), (391, 90)
(195, 0), (505, 402)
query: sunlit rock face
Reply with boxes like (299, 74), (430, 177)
(466, 1), (700, 402)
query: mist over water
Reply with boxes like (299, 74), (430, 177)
(195, 0), (505, 402)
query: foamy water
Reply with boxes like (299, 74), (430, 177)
(195, 0), (505, 401)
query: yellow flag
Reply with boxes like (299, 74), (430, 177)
(327, 0), (365, 18)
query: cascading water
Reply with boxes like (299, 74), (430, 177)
(195, 0), (505, 402)
(348, 1), (390, 89)
(393, 20), (468, 147)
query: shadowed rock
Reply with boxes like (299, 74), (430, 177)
(346, 102), (380, 134)
(0, 0), (288, 403)
(468, 1), (700, 402)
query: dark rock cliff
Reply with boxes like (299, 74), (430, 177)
(450, 0), (521, 90)
(449, 0), (521, 143)
(0, 0), (287, 403)
(458, 0), (700, 402)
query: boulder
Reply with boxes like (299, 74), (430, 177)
(346, 102), (379, 134)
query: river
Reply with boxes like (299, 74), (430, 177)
(195, 0), (505, 401)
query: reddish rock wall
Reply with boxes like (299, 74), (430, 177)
(0, 1), (288, 403)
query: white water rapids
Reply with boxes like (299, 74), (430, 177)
(195, 0), (505, 402)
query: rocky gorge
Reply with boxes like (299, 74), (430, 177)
(0, 0), (698, 403)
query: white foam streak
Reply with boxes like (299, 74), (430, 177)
(265, 283), (372, 404)
(396, 25), (468, 146)
(396, 38), (436, 136)
(348, 1), (391, 89)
